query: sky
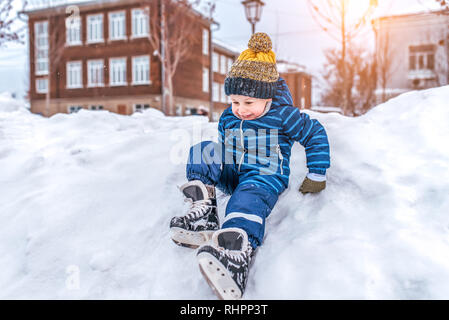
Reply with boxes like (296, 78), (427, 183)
(0, 0), (442, 101)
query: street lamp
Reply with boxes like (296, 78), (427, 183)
(241, 0), (265, 34)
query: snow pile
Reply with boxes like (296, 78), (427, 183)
(1, 86), (449, 299)
(0, 92), (26, 113)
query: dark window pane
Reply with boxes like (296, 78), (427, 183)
(427, 54), (435, 70)
(418, 55), (424, 69)
(409, 55), (416, 70)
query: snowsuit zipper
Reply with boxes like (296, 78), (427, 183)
(238, 120), (245, 172)
(276, 144), (284, 175)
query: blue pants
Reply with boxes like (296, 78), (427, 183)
(186, 141), (280, 249)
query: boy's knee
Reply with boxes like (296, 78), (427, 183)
(189, 140), (222, 166)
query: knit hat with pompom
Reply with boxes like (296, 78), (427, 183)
(224, 32), (279, 99)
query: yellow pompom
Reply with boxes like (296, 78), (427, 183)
(247, 32), (272, 53)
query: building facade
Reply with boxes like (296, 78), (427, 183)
(25, 0), (212, 117)
(210, 40), (238, 121)
(374, 10), (449, 102)
(277, 60), (312, 110)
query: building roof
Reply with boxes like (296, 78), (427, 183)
(376, 8), (449, 21)
(212, 38), (241, 57)
(277, 59), (306, 74)
(22, 0), (214, 24)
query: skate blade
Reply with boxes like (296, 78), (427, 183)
(170, 227), (213, 249)
(197, 252), (242, 300)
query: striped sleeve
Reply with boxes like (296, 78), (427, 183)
(281, 107), (330, 175)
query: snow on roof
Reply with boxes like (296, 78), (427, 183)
(212, 38), (242, 56)
(277, 60), (307, 73)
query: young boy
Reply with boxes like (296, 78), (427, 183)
(170, 33), (330, 299)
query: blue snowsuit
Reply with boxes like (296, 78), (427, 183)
(186, 77), (331, 248)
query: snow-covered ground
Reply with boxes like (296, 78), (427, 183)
(0, 86), (449, 299)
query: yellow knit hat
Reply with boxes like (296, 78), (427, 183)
(225, 32), (279, 99)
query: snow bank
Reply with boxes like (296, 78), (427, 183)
(0, 86), (449, 299)
(0, 92), (27, 113)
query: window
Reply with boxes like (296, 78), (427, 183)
(134, 104), (150, 113)
(109, 58), (127, 86)
(67, 61), (83, 89)
(132, 55), (150, 85)
(132, 8), (149, 38)
(221, 85), (226, 103)
(36, 78), (48, 94)
(227, 57), (233, 73)
(427, 53), (435, 70)
(202, 67), (209, 93)
(202, 28), (209, 55)
(87, 14), (103, 43)
(89, 105), (104, 111)
(418, 55), (424, 69)
(109, 11), (126, 40)
(66, 16), (81, 45)
(68, 105), (83, 113)
(212, 82), (219, 102)
(220, 55), (227, 74)
(212, 52), (219, 73)
(409, 44), (436, 71)
(34, 21), (48, 75)
(87, 60), (104, 87)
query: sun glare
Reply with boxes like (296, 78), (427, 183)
(345, 0), (375, 23)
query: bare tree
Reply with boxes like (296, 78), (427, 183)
(0, 0), (25, 46)
(435, 0), (449, 11)
(375, 27), (399, 103)
(143, 0), (213, 116)
(307, 0), (378, 115)
(321, 43), (377, 116)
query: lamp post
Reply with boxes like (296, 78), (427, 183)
(241, 0), (265, 34)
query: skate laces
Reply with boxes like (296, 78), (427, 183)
(220, 245), (252, 264)
(184, 199), (213, 220)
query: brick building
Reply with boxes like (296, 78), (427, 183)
(24, 0), (213, 117)
(373, 10), (449, 102)
(277, 60), (312, 110)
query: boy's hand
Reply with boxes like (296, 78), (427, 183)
(299, 175), (326, 194)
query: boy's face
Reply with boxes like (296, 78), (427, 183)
(230, 95), (272, 120)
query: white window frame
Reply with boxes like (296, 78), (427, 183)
(212, 52), (219, 73)
(131, 8), (149, 38)
(36, 78), (48, 94)
(87, 59), (104, 87)
(202, 67), (209, 93)
(221, 85), (227, 103)
(220, 55), (227, 74)
(202, 28), (209, 55)
(109, 57), (127, 86)
(89, 105), (104, 111)
(212, 82), (220, 102)
(108, 11), (126, 41)
(34, 21), (49, 76)
(133, 103), (150, 113)
(87, 14), (104, 44)
(66, 61), (83, 89)
(132, 55), (151, 85)
(68, 105), (83, 113)
(227, 57), (233, 73)
(66, 16), (82, 46)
